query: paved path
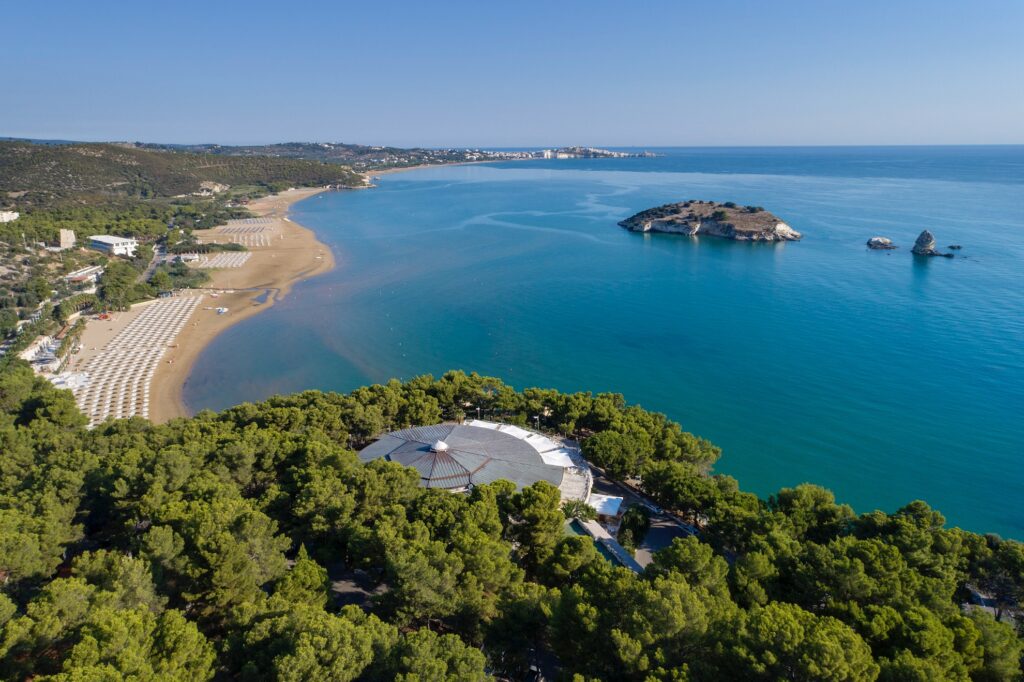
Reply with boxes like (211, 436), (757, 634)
(589, 466), (695, 568)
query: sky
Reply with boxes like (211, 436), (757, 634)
(2, 0), (1023, 147)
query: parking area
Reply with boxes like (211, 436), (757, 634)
(588, 468), (695, 568)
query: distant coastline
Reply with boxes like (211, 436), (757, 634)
(366, 159), (500, 177)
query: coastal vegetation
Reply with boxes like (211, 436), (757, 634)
(5, 202), (249, 245)
(138, 141), (540, 170)
(0, 140), (363, 209)
(0, 139), (366, 352)
(0, 368), (1020, 680)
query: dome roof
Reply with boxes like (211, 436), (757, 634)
(358, 423), (569, 492)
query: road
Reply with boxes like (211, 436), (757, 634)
(138, 244), (165, 283)
(588, 466), (695, 568)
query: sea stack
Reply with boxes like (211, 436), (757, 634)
(618, 200), (801, 241)
(911, 230), (953, 257)
(867, 237), (897, 250)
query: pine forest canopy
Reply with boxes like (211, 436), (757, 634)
(0, 367), (1020, 681)
(0, 140), (364, 209)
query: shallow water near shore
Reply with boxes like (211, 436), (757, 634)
(184, 147), (1024, 538)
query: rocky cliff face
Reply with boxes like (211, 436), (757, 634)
(618, 200), (801, 241)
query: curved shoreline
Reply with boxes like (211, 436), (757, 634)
(148, 187), (337, 422)
(152, 162), (499, 422)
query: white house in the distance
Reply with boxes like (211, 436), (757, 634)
(0, 211), (19, 223)
(89, 235), (138, 257)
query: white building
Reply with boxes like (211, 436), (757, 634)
(588, 493), (625, 523)
(59, 229), (77, 250)
(89, 235), (138, 257)
(359, 420), (591, 501)
(0, 211), (19, 223)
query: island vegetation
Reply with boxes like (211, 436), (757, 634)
(619, 200), (802, 241)
(0, 368), (1020, 680)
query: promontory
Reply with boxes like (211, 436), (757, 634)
(618, 200), (801, 241)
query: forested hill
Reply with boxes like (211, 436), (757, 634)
(0, 368), (1021, 680)
(0, 140), (363, 208)
(138, 141), (516, 170)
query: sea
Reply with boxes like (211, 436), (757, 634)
(184, 146), (1024, 538)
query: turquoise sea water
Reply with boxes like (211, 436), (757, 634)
(184, 147), (1024, 538)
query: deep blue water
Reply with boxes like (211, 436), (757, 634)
(184, 147), (1024, 538)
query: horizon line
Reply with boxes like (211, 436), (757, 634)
(3, 135), (1024, 151)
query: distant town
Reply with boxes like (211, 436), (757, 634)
(131, 141), (658, 169)
(354, 145), (663, 167)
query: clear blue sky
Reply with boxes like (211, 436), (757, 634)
(3, 0), (1022, 147)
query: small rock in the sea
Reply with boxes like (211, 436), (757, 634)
(947, 244), (962, 250)
(911, 230), (951, 257)
(866, 237), (897, 250)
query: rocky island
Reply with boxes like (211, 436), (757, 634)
(867, 236), (898, 250)
(911, 230), (954, 257)
(618, 200), (801, 241)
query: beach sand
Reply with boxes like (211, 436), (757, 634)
(70, 163), (492, 426)
(146, 187), (336, 422)
(75, 163), (484, 425)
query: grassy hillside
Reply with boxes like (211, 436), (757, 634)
(0, 140), (363, 208)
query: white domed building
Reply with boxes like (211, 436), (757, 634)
(358, 420), (591, 501)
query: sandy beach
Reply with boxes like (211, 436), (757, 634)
(145, 187), (336, 422)
(70, 165), (467, 426)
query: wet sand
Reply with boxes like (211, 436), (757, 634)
(72, 164), (483, 425)
(147, 187), (336, 422)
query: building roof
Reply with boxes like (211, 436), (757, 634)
(89, 235), (136, 245)
(359, 422), (570, 491)
(589, 493), (624, 517)
(465, 419), (577, 468)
